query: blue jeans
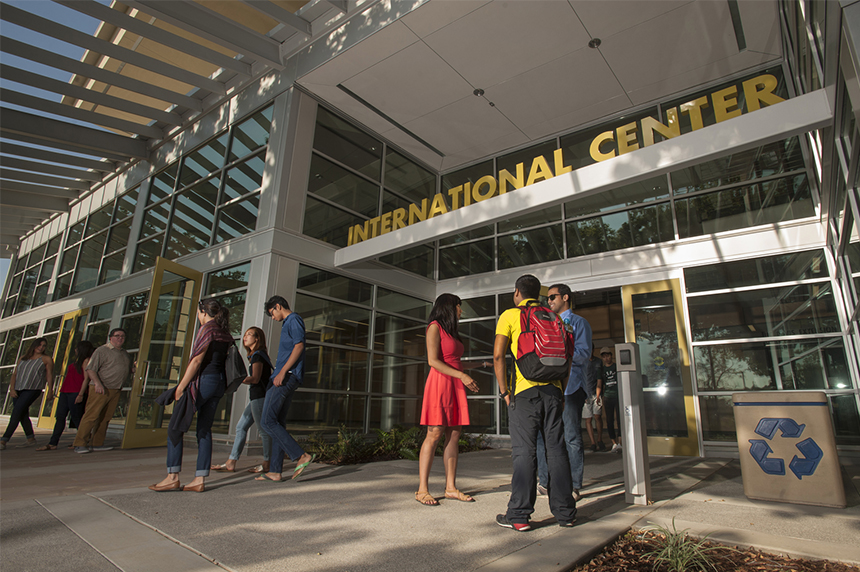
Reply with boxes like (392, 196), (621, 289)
(167, 374), (225, 477)
(507, 384), (576, 524)
(1, 389), (42, 442)
(537, 388), (587, 490)
(49, 393), (85, 446)
(229, 397), (270, 462)
(261, 374), (305, 474)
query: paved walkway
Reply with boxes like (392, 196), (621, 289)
(1, 423), (859, 571)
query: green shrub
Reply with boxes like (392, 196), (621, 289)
(640, 518), (723, 572)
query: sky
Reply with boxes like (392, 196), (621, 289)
(0, 1), (104, 292)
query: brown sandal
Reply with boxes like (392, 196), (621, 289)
(445, 489), (474, 502)
(415, 491), (439, 506)
(36, 444), (57, 451)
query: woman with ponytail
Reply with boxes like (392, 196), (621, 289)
(150, 298), (232, 493)
(38, 340), (95, 450)
(415, 294), (488, 505)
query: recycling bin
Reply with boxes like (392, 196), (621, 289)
(732, 391), (845, 508)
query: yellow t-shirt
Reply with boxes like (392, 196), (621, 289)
(495, 299), (563, 395)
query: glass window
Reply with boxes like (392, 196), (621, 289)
(216, 194), (259, 243)
(66, 220), (85, 247)
(376, 288), (430, 320)
(459, 320), (495, 358)
(305, 345), (368, 391)
(85, 203), (113, 238)
(688, 283), (840, 341)
(106, 220), (132, 254)
(115, 187), (139, 221)
(379, 245), (435, 279)
(205, 263), (250, 295)
(165, 178), (219, 259)
(499, 206), (561, 233)
(178, 134), (228, 188)
(59, 245), (79, 275)
(676, 174), (814, 238)
(699, 396), (736, 441)
(308, 154), (379, 217)
(569, 204), (673, 254)
(439, 239), (494, 279)
(133, 237), (162, 273)
(560, 110), (657, 171)
(442, 160), (493, 195)
(498, 225), (563, 270)
(1, 327), (24, 366)
(368, 396), (421, 429)
(222, 154), (264, 203)
(384, 149), (436, 203)
(302, 196), (359, 247)
(496, 140), (557, 178)
(295, 293), (371, 348)
(210, 291), (247, 338)
(374, 314), (426, 357)
(439, 225), (494, 246)
(99, 252), (124, 286)
(72, 233), (107, 294)
(313, 107), (382, 181)
(148, 164), (178, 205)
(140, 201), (170, 239)
(460, 295), (495, 319)
(297, 265), (373, 306)
(685, 249), (828, 293)
(286, 392), (366, 432)
(39, 256), (56, 283)
(830, 394), (860, 446)
(370, 354), (425, 394)
(566, 176), (670, 218)
(229, 105), (273, 161)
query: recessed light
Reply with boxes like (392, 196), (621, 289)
(588, 38), (601, 49)
(473, 88), (485, 96)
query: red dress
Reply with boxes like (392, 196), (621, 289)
(420, 321), (470, 427)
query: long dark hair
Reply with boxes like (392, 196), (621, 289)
(21, 338), (48, 362)
(199, 298), (230, 332)
(74, 340), (95, 375)
(428, 293), (461, 342)
(243, 326), (267, 358)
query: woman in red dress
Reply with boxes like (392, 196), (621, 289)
(415, 293), (486, 506)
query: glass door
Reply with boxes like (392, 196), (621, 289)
(621, 279), (699, 456)
(37, 309), (89, 428)
(121, 257), (202, 449)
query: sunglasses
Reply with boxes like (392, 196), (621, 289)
(547, 294), (560, 301)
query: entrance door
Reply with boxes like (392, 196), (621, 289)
(121, 257), (202, 449)
(621, 279), (699, 456)
(37, 309), (89, 428)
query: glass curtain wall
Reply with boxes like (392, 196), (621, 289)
(685, 250), (859, 446)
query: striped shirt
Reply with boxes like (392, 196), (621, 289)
(15, 357), (48, 391)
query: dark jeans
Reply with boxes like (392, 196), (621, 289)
(604, 397), (619, 441)
(1, 389), (42, 442)
(537, 387), (587, 489)
(167, 374), (225, 477)
(49, 392), (85, 446)
(261, 374), (305, 474)
(507, 384), (576, 525)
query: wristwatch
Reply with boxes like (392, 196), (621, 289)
(499, 390), (509, 398)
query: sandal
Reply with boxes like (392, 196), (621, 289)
(415, 491), (439, 505)
(210, 463), (235, 472)
(445, 489), (474, 502)
(292, 453), (316, 480)
(36, 444), (57, 451)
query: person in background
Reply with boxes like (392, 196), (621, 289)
(1, 338), (53, 450)
(415, 293), (485, 506)
(493, 275), (577, 532)
(211, 326), (273, 473)
(73, 329), (132, 454)
(600, 347), (621, 453)
(38, 340), (95, 451)
(582, 345), (605, 452)
(149, 299), (232, 492)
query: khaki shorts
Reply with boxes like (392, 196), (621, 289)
(582, 394), (602, 419)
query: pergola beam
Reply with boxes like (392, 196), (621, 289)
(0, 190), (70, 213)
(0, 3), (226, 96)
(0, 89), (165, 140)
(126, 0), (283, 69)
(241, 1), (311, 36)
(0, 168), (91, 191)
(0, 37), (205, 113)
(0, 157), (101, 182)
(0, 142), (115, 172)
(53, 0), (252, 78)
(0, 109), (148, 160)
(0, 179), (83, 198)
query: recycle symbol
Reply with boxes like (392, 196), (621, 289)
(748, 418), (823, 480)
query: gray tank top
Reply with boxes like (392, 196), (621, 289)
(15, 357), (48, 391)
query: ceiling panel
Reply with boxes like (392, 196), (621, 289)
(738, 0), (782, 56)
(399, 0), (491, 38)
(572, 0), (693, 40)
(422, 0), (590, 89)
(342, 40), (474, 125)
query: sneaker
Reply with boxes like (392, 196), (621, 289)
(536, 484), (548, 496)
(572, 489), (582, 502)
(597, 442), (607, 452)
(496, 514), (531, 532)
(589, 444), (598, 452)
(74, 446), (91, 454)
(558, 518), (577, 528)
(91, 446), (113, 452)
(610, 443), (622, 453)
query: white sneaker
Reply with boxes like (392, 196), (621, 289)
(610, 443), (622, 453)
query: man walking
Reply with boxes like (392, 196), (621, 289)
(600, 347), (621, 452)
(257, 295), (314, 482)
(494, 275), (577, 531)
(73, 328), (133, 453)
(535, 284), (592, 501)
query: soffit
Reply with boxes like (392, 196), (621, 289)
(297, 0), (783, 171)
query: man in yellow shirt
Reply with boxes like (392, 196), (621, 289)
(493, 274), (577, 531)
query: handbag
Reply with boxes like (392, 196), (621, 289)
(225, 342), (248, 393)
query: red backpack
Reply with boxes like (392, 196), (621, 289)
(514, 302), (575, 383)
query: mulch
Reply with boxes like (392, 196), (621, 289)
(570, 531), (860, 572)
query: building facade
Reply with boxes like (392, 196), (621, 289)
(1, 0), (858, 459)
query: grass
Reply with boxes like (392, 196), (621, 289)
(639, 518), (724, 572)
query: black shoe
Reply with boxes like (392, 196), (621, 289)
(598, 442), (607, 451)
(590, 444), (598, 452)
(496, 514), (531, 532)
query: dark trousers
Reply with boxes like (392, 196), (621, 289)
(604, 397), (619, 441)
(507, 384), (577, 524)
(537, 387), (587, 490)
(262, 374), (305, 474)
(49, 393), (85, 446)
(1, 389), (42, 441)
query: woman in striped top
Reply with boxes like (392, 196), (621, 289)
(0, 338), (54, 450)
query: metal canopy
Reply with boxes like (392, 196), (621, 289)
(0, 0), (370, 254)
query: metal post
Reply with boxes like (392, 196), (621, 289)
(615, 342), (651, 506)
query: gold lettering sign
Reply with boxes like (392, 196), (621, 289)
(347, 74), (784, 246)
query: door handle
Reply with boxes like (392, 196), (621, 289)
(139, 361), (151, 397)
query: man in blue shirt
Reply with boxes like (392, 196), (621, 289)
(536, 284), (592, 501)
(257, 295), (314, 482)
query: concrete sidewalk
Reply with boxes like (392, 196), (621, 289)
(1, 424), (859, 572)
